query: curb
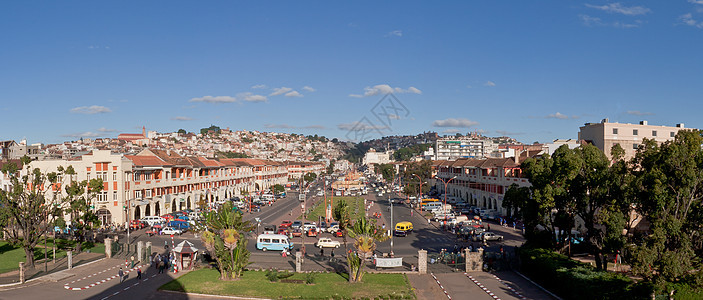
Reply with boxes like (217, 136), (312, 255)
(464, 272), (500, 300)
(429, 272), (452, 299)
(513, 270), (563, 300)
(160, 289), (271, 299)
(490, 273), (527, 300)
(0, 256), (107, 288)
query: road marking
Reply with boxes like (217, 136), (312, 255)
(63, 263), (147, 291)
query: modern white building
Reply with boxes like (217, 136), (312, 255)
(434, 138), (497, 161)
(362, 148), (393, 166)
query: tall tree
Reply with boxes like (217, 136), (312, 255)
(63, 177), (103, 251)
(0, 167), (58, 268)
(629, 131), (703, 286)
(346, 216), (388, 282)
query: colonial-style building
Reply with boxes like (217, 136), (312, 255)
(435, 156), (532, 215)
(28, 149), (290, 226)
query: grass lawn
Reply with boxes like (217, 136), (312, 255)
(161, 268), (414, 299)
(304, 196), (368, 223)
(0, 239), (104, 273)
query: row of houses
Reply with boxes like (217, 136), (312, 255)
(26, 149), (324, 226)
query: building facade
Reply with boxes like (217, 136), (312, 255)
(434, 138), (497, 161)
(28, 149), (292, 227)
(435, 157), (531, 215)
(578, 119), (687, 161)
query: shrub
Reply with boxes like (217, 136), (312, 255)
(518, 247), (650, 299)
(265, 269), (279, 282)
(304, 272), (317, 284)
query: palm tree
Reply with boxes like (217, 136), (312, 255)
(346, 216), (388, 282)
(198, 202), (253, 280)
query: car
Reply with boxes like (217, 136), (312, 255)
(277, 228), (289, 235)
(334, 230), (344, 237)
(279, 220), (293, 228)
(291, 220), (303, 230)
(315, 237), (341, 248)
(327, 222), (339, 233)
(474, 231), (503, 242)
(129, 219), (147, 230)
(302, 222), (317, 232)
(307, 228), (318, 237)
(290, 228), (303, 237)
(162, 227), (183, 235)
(145, 228), (158, 236)
(263, 225), (277, 234)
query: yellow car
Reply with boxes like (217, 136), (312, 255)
(394, 221), (413, 237)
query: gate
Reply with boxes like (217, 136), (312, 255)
(427, 249), (465, 273)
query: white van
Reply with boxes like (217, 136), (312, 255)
(424, 202), (443, 212)
(256, 234), (294, 251)
(142, 216), (166, 226)
(261, 194), (274, 202)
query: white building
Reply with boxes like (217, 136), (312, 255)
(362, 148), (393, 166)
(434, 138), (497, 161)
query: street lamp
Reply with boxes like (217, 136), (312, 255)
(411, 173), (423, 209)
(435, 175), (457, 222)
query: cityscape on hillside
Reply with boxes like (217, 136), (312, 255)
(3, 1), (703, 299)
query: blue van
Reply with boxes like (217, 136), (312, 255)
(256, 234), (294, 251)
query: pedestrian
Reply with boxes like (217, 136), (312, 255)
(410, 210), (413, 217)
(118, 267), (124, 283)
(137, 267), (142, 280)
(320, 248), (324, 257)
(158, 261), (165, 274)
(428, 218), (431, 224)
(487, 224), (491, 231)
(164, 240), (168, 250)
(330, 250), (335, 258)
(282, 250), (287, 258)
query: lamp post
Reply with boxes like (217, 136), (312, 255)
(411, 173), (423, 209)
(435, 175), (457, 222)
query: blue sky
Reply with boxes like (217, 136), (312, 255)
(2, 1), (703, 145)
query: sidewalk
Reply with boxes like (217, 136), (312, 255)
(0, 251), (104, 286)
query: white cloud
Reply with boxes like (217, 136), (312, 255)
(171, 116), (193, 121)
(386, 30), (403, 37)
(337, 122), (388, 131)
(690, 0), (703, 4)
(580, 14), (641, 28)
(70, 105), (112, 114)
(388, 114), (402, 120)
(545, 112), (577, 119)
(97, 127), (117, 132)
(484, 81), (496, 87)
(251, 84), (267, 89)
(585, 3), (651, 15)
(189, 96), (238, 103)
(349, 84), (422, 97)
(270, 87), (293, 96)
(580, 14), (604, 26)
(237, 92), (267, 102)
(626, 110), (654, 116)
(432, 118), (479, 128)
(62, 132), (101, 138)
(302, 86), (316, 92)
(285, 91), (303, 98)
(303, 125), (326, 129)
(679, 13), (703, 28)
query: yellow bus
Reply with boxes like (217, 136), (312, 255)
(421, 198), (440, 206)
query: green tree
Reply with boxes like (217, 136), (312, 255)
(303, 172), (317, 183)
(0, 167), (59, 268)
(177, 129), (187, 134)
(333, 199), (352, 250)
(628, 131), (703, 287)
(346, 216), (388, 282)
(374, 163), (396, 182)
(270, 184), (285, 195)
(198, 202), (253, 280)
(326, 160), (335, 175)
(63, 177), (104, 251)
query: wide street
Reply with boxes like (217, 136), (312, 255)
(0, 182), (551, 300)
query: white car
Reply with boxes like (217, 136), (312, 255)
(315, 237), (341, 248)
(162, 227), (183, 235)
(327, 223), (340, 233)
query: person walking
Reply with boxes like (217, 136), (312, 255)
(118, 267), (124, 283)
(137, 267), (142, 280)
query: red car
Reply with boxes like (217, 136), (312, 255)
(129, 219), (146, 230)
(279, 220), (293, 228)
(334, 230), (344, 237)
(307, 228), (318, 237)
(277, 228), (289, 235)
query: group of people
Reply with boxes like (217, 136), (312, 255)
(152, 253), (172, 274)
(117, 266), (142, 283)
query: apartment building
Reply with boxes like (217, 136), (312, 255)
(28, 149), (289, 226)
(578, 119), (688, 161)
(434, 138), (497, 161)
(362, 148), (393, 166)
(435, 157), (531, 215)
(286, 161), (325, 180)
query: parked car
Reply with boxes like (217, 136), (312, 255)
(473, 231), (503, 242)
(315, 237), (341, 248)
(129, 219), (147, 230)
(290, 228), (303, 238)
(279, 220), (293, 228)
(307, 228), (318, 237)
(263, 225), (277, 234)
(327, 222), (339, 233)
(162, 227), (183, 235)
(277, 228), (289, 235)
(291, 220), (303, 230)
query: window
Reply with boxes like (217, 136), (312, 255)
(652, 130), (657, 137)
(113, 172), (117, 181)
(113, 191), (118, 201)
(145, 189), (152, 198)
(97, 172), (107, 181)
(87, 173), (91, 180)
(671, 132), (676, 137)
(97, 192), (108, 202)
(145, 172), (152, 180)
(633, 143), (639, 150)
(612, 128), (618, 134)
(135, 190), (142, 198)
(633, 129), (638, 136)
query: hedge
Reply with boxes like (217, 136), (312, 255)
(518, 247), (651, 299)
